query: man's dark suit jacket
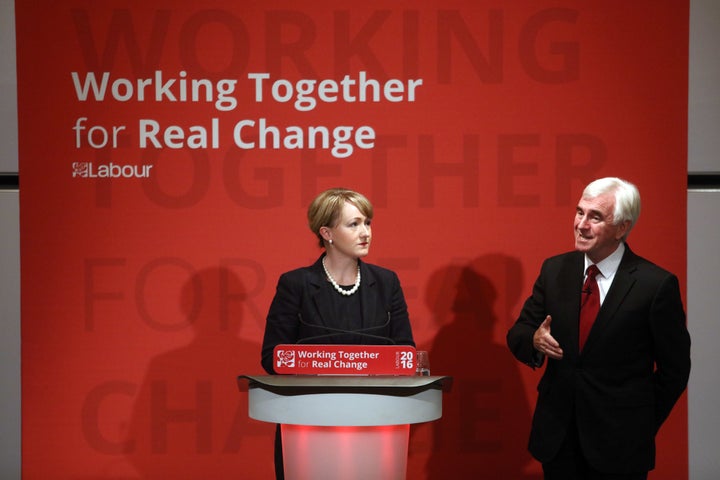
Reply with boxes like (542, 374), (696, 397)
(261, 255), (415, 374)
(506, 245), (691, 474)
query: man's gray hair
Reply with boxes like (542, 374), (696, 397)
(582, 177), (641, 241)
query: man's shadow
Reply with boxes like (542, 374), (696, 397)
(125, 266), (275, 479)
(410, 254), (541, 479)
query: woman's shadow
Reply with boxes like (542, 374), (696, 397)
(124, 266), (275, 479)
(410, 254), (541, 479)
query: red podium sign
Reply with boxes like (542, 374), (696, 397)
(273, 344), (416, 375)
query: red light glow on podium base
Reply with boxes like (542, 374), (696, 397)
(282, 424), (409, 480)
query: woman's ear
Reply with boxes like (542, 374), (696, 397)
(319, 226), (332, 242)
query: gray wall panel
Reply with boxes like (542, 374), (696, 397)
(0, 191), (20, 479)
(688, 191), (720, 480)
(689, 0), (720, 173)
(0, 0), (17, 172)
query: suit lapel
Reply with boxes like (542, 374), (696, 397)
(559, 253), (586, 360)
(581, 247), (639, 354)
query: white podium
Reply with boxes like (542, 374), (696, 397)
(238, 375), (452, 480)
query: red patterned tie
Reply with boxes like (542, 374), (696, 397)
(579, 265), (600, 351)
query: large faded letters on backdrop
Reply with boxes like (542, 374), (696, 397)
(17, 1), (688, 478)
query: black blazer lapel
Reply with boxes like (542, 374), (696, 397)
(359, 260), (381, 329)
(308, 256), (336, 327)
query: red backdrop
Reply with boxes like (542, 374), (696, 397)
(17, 1), (689, 478)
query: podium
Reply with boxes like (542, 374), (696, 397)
(238, 375), (452, 480)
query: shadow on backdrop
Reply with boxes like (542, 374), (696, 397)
(409, 254), (541, 479)
(124, 266), (274, 479)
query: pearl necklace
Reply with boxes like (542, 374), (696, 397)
(322, 257), (361, 296)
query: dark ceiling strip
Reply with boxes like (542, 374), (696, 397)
(688, 173), (720, 190)
(1, 173), (719, 191)
(0, 173), (19, 190)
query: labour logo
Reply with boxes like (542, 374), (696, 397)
(71, 161), (153, 178)
(276, 349), (295, 368)
(72, 162), (90, 177)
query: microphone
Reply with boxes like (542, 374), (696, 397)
(295, 312), (396, 345)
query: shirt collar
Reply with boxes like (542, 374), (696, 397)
(585, 242), (625, 278)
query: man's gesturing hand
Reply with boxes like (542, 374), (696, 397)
(533, 315), (564, 360)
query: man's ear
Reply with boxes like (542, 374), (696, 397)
(616, 220), (631, 240)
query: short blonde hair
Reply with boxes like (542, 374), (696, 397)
(308, 188), (374, 247)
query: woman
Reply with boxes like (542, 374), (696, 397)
(260, 188), (416, 479)
(261, 187), (415, 371)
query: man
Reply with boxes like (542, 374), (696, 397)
(506, 177), (691, 480)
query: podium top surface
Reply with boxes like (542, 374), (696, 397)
(238, 374), (452, 394)
(239, 375), (452, 426)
